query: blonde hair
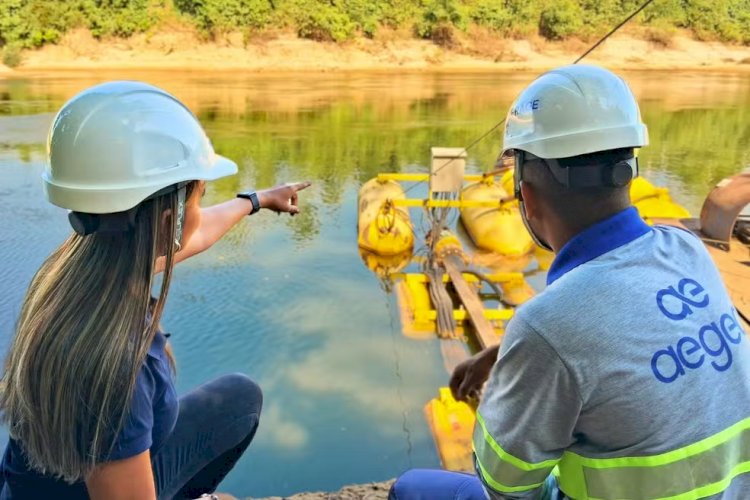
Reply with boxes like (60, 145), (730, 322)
(0, 184), (194, 482)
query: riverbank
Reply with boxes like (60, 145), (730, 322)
(2, 29), (750, 74)
(251, 480), (393, 500)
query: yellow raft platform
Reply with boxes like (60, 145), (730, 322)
(359, 170), (696, 261)
(393, 272), (516, 341)
(359, 173), (532, 259)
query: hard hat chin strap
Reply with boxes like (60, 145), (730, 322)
(513, 151), (554, 252)
(174, 184), (186, 251)
(519, 197), (554, 252)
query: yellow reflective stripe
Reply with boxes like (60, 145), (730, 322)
(558, 417), (750, 499)
(557, 455), (587, 499)
(658, 461), (750, 500)
(473, 411), (559, 493)
(474, 454), (548, 493)
(475, 412), (560, 471)
(569, 416), (750, 468)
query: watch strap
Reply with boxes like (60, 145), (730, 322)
(237, 191), (261, 215)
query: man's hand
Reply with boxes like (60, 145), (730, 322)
(258, 182), (312, 215)
(449, 345), (499, 403)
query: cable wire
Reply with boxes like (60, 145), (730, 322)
(573, 0), (656, 64)
(402, 0), (656, 197)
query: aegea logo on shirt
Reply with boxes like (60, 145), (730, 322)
(656, 278), (709, 320)
(651, 278), (745, 384)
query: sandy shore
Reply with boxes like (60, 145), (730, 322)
(2, 29), (750, 75)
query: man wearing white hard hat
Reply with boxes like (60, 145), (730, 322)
(391, 65), (750, 499)
(0, 81), (309, 499)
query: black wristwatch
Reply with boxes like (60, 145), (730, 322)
(237, 191), (261, 215)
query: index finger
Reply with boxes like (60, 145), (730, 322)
(288, 181), (312, 192)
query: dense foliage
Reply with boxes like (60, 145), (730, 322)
(1, 0), (749, 64)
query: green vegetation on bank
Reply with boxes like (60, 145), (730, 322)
(1, 0), (750, 65)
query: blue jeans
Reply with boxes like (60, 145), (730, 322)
(390, 470), (486, 500)
(390, 469), (562, 500)
(152, 374), (263, 500)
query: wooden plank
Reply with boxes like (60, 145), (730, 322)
(440, 339), (470, 375)
(443, 256), (499, 349)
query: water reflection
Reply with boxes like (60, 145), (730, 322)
(0, 71), (748, 496)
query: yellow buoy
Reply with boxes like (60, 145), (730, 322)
(424, 387), (476, 472)
(358, 178), (414, 256)
(460, 178), (533, 257)
(631, 177), (691, 221)
(499, 169), (515, 197)
(534, 245), (555, 272)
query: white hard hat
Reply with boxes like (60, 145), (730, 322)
(44, 81), (238, 214)
(502, 64), (648, 159)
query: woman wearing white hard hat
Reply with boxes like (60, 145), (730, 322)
(0, 81), (309, 499)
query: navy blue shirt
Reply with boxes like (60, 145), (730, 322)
(0, 332), (178, 499)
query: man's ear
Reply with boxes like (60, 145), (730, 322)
(520, 181), (539, 220)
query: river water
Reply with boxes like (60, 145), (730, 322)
(0, 71), (748, 497)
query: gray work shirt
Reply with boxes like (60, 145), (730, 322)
(474, 207), (750, 499)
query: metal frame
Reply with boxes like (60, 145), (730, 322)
(376, 173), (514, 209)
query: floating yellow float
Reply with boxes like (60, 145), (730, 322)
(394, 272), (514, 339)
(424, 387), (476, 472)
(499, 169), (515, 197)
(460, 178), (534, 257)
(357, 178), (414, 256)
(631, 177), (691, 222)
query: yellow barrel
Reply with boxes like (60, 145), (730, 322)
(423, 387), (475, 472)
(358, 178), (414, 256)
(631, 177), (691, 221)
(534, 245), (555, 271)
(499, 169), (515, 197)
(460, 179), (533, 257)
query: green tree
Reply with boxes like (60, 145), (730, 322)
(342, 0), (382, 37)
(2, 0), (750, 51)
(416, 0), (467, 43)
(295, 1), (354, 42)
(174, 0), (273, 33)
(468, 0), (512, 34)
(539, 0), (583, 40)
